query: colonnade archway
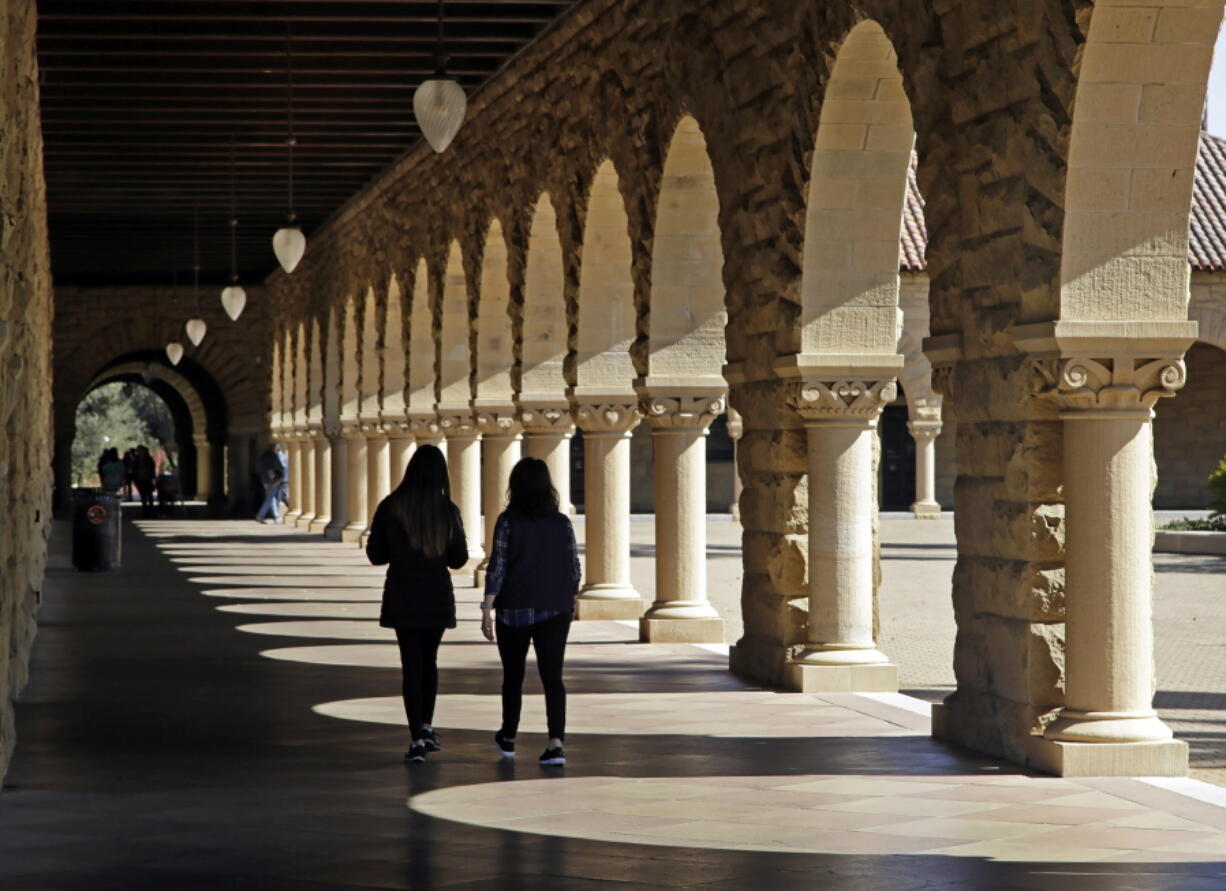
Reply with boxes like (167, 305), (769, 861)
(258, 1), (1224, 780)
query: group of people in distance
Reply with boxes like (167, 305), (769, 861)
(96, 443), (172, 518)
(366, 446), (578, 767)
(255, 442), (290, 523)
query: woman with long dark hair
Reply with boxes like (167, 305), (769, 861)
(366, 444), (468, 763)
(481, 457), (581, 766)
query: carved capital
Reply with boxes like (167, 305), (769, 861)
(573, 402), (641, 434)
(519, 404), (576, 435)
(475, 410), (523, 437)
(340, 420), (364, 439)
(725, 406), (744, 441)
(1031, 355), (1187, 414)
(789, 378), (896, 423)
(360, 420), (387, 438)
(322, 419), (343, 440)
(640, 393), (725, 431)
(407, 415), (442, 439)
(907, 420), (942, 444)
(437, 412), (477, 437)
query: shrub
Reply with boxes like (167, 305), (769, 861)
(1160, 515), (1226, 532)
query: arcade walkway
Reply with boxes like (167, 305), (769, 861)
(3, 517), (1226, 888)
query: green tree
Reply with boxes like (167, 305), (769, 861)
(71, 381), (175, 485)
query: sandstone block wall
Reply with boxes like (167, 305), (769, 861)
(1, 0), (54, 781)
(1154, 342), (1226, 508)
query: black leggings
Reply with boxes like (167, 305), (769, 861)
(394, 627), (446, 741)
(495, 614), (571, 741)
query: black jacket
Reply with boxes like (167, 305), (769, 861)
(486, 510), (581, 613)
(366, 498), (469, 629)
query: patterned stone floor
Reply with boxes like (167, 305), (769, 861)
(3, 514), (1225, 888)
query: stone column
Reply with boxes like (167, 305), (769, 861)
(474, 408), (522, 586)
(637, 393), (726, 643)
(520, 402), (575, 516)
(228, 432), (255, 516)
(341, 423), (368, 543)
(283, 436), (304, 525)
(296, 432), (317, 529)
(323, 422), (347, 540)
(359, 422), (390, 546)
(387, 421), (415, 489)
(908, 420), (942, 519)
(786, 379), (898, 692)
(193, 434), (213, 501)
(408, 413), (446, 457)
(1034, 352), (1189, 776)
(440, 412), (483, 570)
(727, 407), (743, 522)
(309, 430), (332, 534)
(573, 402), (643, 620)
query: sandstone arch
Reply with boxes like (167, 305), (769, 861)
(521, 194), (568, 401)
(475, 219), (514, 407)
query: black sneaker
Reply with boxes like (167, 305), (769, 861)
(539, 745), (565, 766)
(494, 730), (516, 759)
(422, 727), (441, 752)
(405, 743), (427, 763)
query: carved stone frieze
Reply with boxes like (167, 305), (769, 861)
(639, 393), (726, 430)
(1031, 355), (1187, 413)
(573, 402), (641, 434)
(519, 404), (575, 435)
(407, 415), (442, 440)
(360, 420), (386, 437)
(437, 412), (478, 437)
(475, 409), (523, 437)
(788, 379), (897, 423)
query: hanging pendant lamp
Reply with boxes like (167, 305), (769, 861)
(166, 342), (185, 366)
(413, 0), (466, 153)
(187, 206), (208, 347)
(273, 25), (306, 273)
(222, 137), (248, 320)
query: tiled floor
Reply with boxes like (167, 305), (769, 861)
(3, 515), (1225, 888)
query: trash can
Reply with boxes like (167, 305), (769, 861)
(72, 488), (121, 571)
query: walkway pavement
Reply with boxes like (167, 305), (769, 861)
(3, 515), (1226, 887)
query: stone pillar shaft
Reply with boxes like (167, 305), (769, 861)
(573, 402), (642, 620)
(441, 413), (483, 569)
(310, 434), (332, 534)
(908, 420), (941, 518)
(341, 429), (368, 543)
(193, 435), (213, 501)
(362, 426), (391, 545)
(520, 405), (575, 516)
(324, 428), (347, 540)
(284, 438), (303, 523)
(475, 411), (522, 585)
(786, 377), (897, 693)
(637, 393), (725, 643)
(296, 436), (317, 529)
(388, 428), (415, 489)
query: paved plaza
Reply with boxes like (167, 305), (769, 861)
(3, 513), (1226, 886)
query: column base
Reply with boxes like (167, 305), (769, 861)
(283, 510), (303, 525)
(295, 514), (315, 530)
(576, 590), (644, 620)
(785, 661), (898, 693)
(309, 516), (331, 535)
(640, 616), (724, 643)
(340, 523), (366, 543)
(911, 501), (941, 519)
(1025, 736), (1188, 777)
(358, 528), (371, 548)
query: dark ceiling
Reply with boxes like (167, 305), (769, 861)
(37, 0), (576, 287)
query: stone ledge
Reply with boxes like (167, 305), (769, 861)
(1154, 530), (1226, 555)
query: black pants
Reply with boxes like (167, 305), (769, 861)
(394, 626), (446, 741)
(495, 614), (571, 741)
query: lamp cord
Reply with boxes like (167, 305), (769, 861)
(229, 137), (238, 283)
(286, 23), (296, 225)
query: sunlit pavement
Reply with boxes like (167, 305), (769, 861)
(3, 514), (1225, 888)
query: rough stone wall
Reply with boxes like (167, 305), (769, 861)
(0, 0), (54, 780)
(1154, 343), (1226, 508)
(264, 0), (1111, 765)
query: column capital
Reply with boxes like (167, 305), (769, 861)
(1031, 354), (1187, 417)
(475, 407), (523, 438)
(406, 412), (442, 440)
(725, 406), (743, 441)
(437, 411), (478, 437)
(639, 392), (725, 431)
(518, 402), (575, 435)
(359, 419), (387, 437)
(906, 420), (942, 444)
(382, 415), (412, 438)
(788, 378), (896, 424)
(322, 419), (343, 441)
(573, 402), (641, 435)
(340, 419), (364, 439)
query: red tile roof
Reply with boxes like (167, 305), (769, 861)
(900, 132), (1226, 272)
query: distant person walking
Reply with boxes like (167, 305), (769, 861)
(256, 443), (285, 523)
(131, 445), (157, 518)
(98, 448), (126, 494)
(365, 445), (468, 764)
(277, 442), (290, 509)
(481, 457), (581, 767)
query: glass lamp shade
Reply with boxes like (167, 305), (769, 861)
(221, 285), (247, 321)
(413, 77), (467, 153)
(273, 226), (306, 274)
(186, 317), (207, 346)
(165, 342), (184, 366)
